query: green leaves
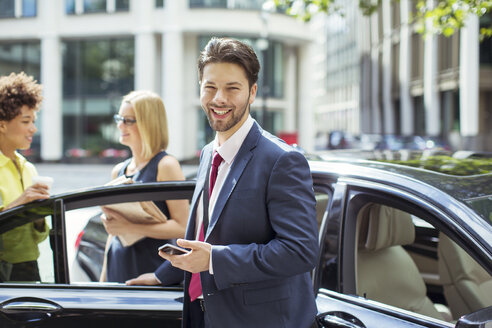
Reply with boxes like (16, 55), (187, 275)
(275, 0), (492, 38)
(414, 0), (492, 38)
(381, 155), (492, 176)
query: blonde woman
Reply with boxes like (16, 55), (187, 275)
(101, 90), (188, 283)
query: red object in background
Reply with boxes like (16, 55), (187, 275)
(278, 132), (298, 145)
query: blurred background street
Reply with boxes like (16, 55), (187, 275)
(1, 0), (491, 168)
(36, 162), (197, 195)
(37, 163), (113, 195)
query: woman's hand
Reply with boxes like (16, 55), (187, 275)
(100, 207), (134, 236)
(4, 183), (50, 210)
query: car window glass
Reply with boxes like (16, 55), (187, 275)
(316, 189), (339, 292)
(67, 206), (105, 283)
(315, 191), (330, 231)
(67, 197), (191, 286)
(38, 216), (55, 283)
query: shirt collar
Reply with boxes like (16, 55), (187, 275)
(213, 115), (254, 165)
(0, 150), (23, 167)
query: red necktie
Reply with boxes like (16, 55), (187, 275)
(189, 152), (223, 302)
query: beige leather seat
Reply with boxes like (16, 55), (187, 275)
(438, 232), (492, 320)
(356, 204), (444, 320)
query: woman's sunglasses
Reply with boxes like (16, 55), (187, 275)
(114, 114), (137, 126)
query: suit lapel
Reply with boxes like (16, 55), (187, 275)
(185, 145), (212, 240)
(205, 123), (262, 240)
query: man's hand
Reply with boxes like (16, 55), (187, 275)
(126, 273), (160, 286)
(159, 238), (211, 273)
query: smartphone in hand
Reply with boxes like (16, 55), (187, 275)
(158, 243), (189, 255)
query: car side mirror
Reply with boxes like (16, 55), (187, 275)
(455, 306), (492, 328)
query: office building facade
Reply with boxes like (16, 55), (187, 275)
(314, 0), (492, 151)
(0, 0), (314, 161)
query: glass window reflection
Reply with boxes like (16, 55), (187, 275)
(115, 0), (129, 11)
(84, 0), (106, 13)
(0, 0), (15, 18)
(65, 0), (75, 14)
(22, 0), (36, 17)
(62, 38), (134, 160)
(189, 0), (264, 10)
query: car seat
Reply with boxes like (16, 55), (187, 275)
(438, 232), (492, 320)
(356, 204), (445, 320)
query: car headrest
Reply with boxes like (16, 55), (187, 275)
(358, 204), (415, 251)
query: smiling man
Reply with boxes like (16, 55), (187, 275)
(129, 37), (319, 328)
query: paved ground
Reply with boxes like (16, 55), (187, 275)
(36, 163), (114, 195)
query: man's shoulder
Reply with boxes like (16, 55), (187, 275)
(258, 130), (302, 157)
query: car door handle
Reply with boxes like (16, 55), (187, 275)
(318, 311), (366, 328)
(0, 297), (63, 322)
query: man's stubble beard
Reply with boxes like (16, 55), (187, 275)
(206, 94), (250, 132)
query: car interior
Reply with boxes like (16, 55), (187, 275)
(438, 232), (492, 320)
(355, 204), (450, 321)
(352, 202), (492, 323)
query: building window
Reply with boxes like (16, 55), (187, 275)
(115, 0), (129, 11)
(66, 0), (75, 14)
(0, 42), (40, 77)
(480, 14), (492, 66)
(155, 0), (164, 8)
(83, 0), (106, 13)
(66, 0), (129, 15)
(62, 38), (134, 160)
(0, 0), (15, 18)
(190, 0), (264, 10)
(0, 41), (41, 160)
(0, 0), (36, 18)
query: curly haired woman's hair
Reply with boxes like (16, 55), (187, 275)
(0, 72), (43, 122)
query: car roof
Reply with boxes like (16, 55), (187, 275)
(308, 156), (492, 226)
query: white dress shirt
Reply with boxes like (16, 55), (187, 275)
(194, 115), (255, 275)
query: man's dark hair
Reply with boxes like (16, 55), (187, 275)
(198, 37), (260, 89)
(0, 72), (43, 121)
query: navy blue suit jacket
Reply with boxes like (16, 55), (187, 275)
(157, 122), (319, 328)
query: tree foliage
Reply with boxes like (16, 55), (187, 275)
(380, 155), (492, 175)
(273, 0), (492, 38)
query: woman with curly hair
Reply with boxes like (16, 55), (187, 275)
(0, 72), (50, 282)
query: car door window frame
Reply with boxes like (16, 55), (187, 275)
(318, 179), (460, 327)
(0, 181), (195, 286)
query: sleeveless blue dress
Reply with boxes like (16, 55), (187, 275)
(106, 151), (171, 283)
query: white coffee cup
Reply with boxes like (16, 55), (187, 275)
(32, 176), (54, 190)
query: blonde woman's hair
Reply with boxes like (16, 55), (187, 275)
(122, 90), (169, 160)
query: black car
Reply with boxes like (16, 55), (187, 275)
(0, 158), (490, 328)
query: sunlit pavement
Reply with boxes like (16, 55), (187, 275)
(36, 163), (114, 195)
(36, 162), (197, 195)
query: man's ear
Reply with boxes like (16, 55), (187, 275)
(249, 83), (258, 104)
(0, 121), (6, 133)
